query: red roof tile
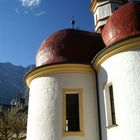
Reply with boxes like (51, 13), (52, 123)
(36, 29), (105, 67)
(102, 3), (140, 47)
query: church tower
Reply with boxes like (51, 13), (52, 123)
(90, 0), (128, 33)
(92, 2), (140, 140)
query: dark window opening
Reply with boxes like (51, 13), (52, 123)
(109, 85), (116, 125)
(66, 94), (80, 132)
(115, 7), (118, 10)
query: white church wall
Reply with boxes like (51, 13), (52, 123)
(94, 2), (112, 31)
(27, 77), (59, 140)
(97, 47), (140, 140)
(93, 1), (122, 32)
(27, 72), (99, 140)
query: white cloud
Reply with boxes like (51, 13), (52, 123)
(34, 11), (46, 16)
(19, 0), (41, 8)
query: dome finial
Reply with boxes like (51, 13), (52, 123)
(71, 16), (75, 29)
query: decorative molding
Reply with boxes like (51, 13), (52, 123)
(94, 16), (109, 28)
(92, 36), (140, 70)
(25, 64), (93, 87)
(90, 0), (105, 13)
(90, 0), (122, 14)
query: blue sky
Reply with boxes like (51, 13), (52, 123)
(0, 0), (94, 67)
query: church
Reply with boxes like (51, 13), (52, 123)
(25, 0), (140, 140)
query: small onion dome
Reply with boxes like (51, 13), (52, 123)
(36, 29), (105, 67)
(102, 2), (140, 47)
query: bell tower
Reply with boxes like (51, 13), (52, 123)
(90, 0), (128, 33)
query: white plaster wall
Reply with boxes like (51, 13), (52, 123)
(93, 1), (122, 31)
(94, 2), (112, 31)
(27, 77), (59, 140)
(97, 47), (140, 140)
(26, 72), (99, 140)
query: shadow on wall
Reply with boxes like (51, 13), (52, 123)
(96, 66), (108, 140)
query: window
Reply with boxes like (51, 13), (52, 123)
(62, 88), (84, 136)
(109, 85), (116, 125)
(66, 94), (80, 131)
(115, 7), (118, 10)
(104, 83), (117, 127)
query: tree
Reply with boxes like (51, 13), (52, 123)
(0, 106), (27, 140)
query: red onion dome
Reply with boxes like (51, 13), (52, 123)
(102, 2), (140, 47)
(36, 29), (105, 67)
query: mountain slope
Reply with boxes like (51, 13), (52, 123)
(0, 62), (35, 104)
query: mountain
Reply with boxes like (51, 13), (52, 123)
(0, 62), (35, 104)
